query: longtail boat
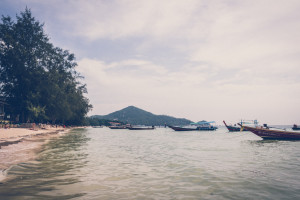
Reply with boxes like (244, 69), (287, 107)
(169, 121), (217, 131)
(168, 125), (197, 131)
(224, 120), (258, 132)
(238, 124), (300, 140)
(127, 125), (155, 130)
(223, 120), (245, 132)
(109, 125), (127, 129)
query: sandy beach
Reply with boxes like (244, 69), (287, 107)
(0, 127), (71, 181)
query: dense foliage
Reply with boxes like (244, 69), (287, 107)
(0, 9), (92, 125)
(92, 106), (192, 126)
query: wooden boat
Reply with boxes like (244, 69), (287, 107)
(168, 125), (198, 131)
(223, 120), (244, 132)
(224, 120), (259, 132)
(292, 124), (300, 131)
(239, 124), (300, 140)
(127, 125), (155, 130)
(109, 125), (127, 129)
(169, 121), (217, 131)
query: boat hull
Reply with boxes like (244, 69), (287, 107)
(226, 126), (242, 132)
(168, 125), (217, 131)
(127, 127), (155, 130)
(109, 126), (127, 129)
(223, 120), (246, 132)
(242, 125), (300, 140)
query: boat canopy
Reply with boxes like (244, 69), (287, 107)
(190, 121), (215, 125)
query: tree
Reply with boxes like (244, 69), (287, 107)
(0, 8), (92, 124)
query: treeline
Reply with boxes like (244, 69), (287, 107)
(0, 9), (92, 125)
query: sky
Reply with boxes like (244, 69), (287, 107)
(1, 0), (300, 125)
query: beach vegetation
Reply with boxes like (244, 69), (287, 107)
(0, 8), (92, 125)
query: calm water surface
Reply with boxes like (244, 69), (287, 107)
(1, 127), (300, 199)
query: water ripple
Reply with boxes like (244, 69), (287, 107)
(0, 127), (300, 199)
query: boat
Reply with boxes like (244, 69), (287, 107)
(108, 122), (129, 129)
(168, 125), (199, 131)
(223, 120), (244, 132)
(108, 125), (127, 129)
(223, 120), (257, 132)
(127, 125), (155, 130)
(292, 124), (300, 131)
(169, 121), (218, 131)
(239, 123), (300, 140)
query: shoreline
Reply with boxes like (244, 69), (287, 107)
(0, 127), (73, 182)
(0, 128), (65, 147)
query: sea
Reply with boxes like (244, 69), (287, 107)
(0, 127), (300, 200)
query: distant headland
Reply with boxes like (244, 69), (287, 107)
(90, 106), (192, 126)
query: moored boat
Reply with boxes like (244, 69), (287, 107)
(108, 122), (129, 129)
(239, 124), (300, 140)
(168, 125), (198, 131)
(292, 124), (300, 131)
(223, 120), (257, 132)
(127, 125), (155, 130)
(169, 121), (217, 131)
(223, 120), (244, 132)
(109, 125), (127, 129)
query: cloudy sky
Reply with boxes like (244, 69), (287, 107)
(1, 0), (300, 125)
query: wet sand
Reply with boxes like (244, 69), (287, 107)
(0, 127), (72, 181)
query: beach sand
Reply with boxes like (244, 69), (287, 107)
(0, 127), (71, 181)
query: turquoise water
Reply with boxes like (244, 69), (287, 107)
(1, 127), (300, 199)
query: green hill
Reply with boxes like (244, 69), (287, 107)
(91, 106), (192, 126)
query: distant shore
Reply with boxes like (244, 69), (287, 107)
(0, 126), (74, 182)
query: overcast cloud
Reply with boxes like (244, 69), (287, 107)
(1, 0), (300, 124)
